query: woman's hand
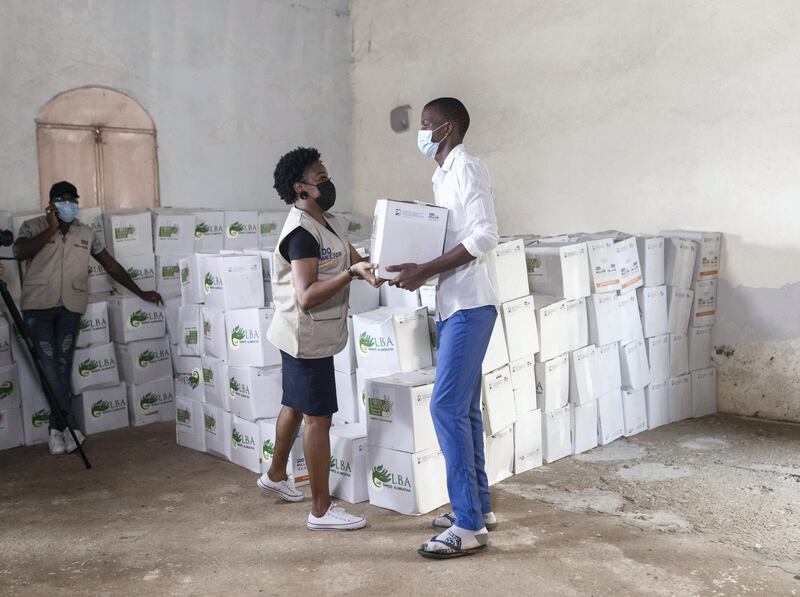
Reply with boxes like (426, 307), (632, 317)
(350, 262), (383, 288)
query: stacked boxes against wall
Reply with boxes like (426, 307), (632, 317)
(0, 314), (25, 450)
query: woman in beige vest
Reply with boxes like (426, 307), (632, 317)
(260, 147), (381, 531)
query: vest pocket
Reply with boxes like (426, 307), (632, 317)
(308, 296), (346, 321)
(72, 278), (88, 292)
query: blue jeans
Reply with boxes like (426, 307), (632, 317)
(431, 305), (497, 532)
(22, 307), (82, 431)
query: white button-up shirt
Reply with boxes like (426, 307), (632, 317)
(432, 144), (499, 320)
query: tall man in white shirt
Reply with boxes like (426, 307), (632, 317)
(386, 97), (499, 559)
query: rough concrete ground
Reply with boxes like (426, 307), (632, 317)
(0, 414), (798, 596)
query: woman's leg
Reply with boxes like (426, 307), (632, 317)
(303, 414), (333, 517)
(267, 405), (303, 482)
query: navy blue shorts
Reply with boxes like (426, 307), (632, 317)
(280, 351), (338, 417)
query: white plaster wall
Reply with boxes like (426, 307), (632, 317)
(350, 0), (800, 422)
(0, 0), (352, 213)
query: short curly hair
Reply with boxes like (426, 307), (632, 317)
(273, 147), (321, 205)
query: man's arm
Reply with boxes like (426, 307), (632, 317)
(13, 209), (59, 261)
(92, 249), (163, 304)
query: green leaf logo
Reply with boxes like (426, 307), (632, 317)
(140, 393), (160, 410)
(262, 439), (275, 459)
(177, 407), (191, 424)
(138, 350), (157, 368)
(232, 427), (244, 448)
(31, 409), (49, 428)
(371, 465), (392, 490)
(188, 370), (201, 390)
(230, 326), (246, 348)
(358, 332), (375, 355)
(228, 221), (245, 238)
(126, 267), (143, 280)
(203, 272), (214, 293)
(228, 376), (241, 397)
(91, 400), (111, 418)
(79, 318), (91, 331)
(180, 266), (190, 284)
(78, 359), (99, 378)
(195, 222), (211, 238)
(0, 381), (13, 399)
(260, 222), (277, 235)
(129, 310), (149, 328)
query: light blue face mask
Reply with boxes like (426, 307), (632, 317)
(417, 122), (450, 159)
(53, 201), (79, 223)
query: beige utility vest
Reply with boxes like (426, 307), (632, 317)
(19, 216), (94, 314)
(267, 208), (351, 359)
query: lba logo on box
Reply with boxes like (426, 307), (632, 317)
(371, 465), (411, 492)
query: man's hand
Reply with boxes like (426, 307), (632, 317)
(385, 263), (429, 293)
(350, 261), (384, 288)
(45, 205), (59, 231)
(139, 290), (163, 305)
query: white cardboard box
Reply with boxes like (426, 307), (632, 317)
(664, 238), (698, 289)
(587, 238), (621, 293)
(598, 390), (625, 446)
(618, 291), (644, 345)
(201, 306), (227, 360)
(524, 241), (590, 300)
(87, 256), (113, 295)
(127, 376), (175, 426)
(645, 380), (670, 430)
(113, 253), (156, 296)
(622, 388), (648, 437)
(349, 279), (381, 315)
(179, 254), (210, 305)
(258, 211), (289, 248)
(662, 230), (721, 282)
(637, 286), (669, 338)
(379, 283), (421, 309)
(569, 345), (601, 405)
(0, 407), (25, 451)
(485, 424), (515, 486)
(224, 211), (260, 250)
(542, 405), (572, 463)
(691, 279), (717, 328)
(572, 399), (599, 455)
(586, 293), (623, 347)
(334, 371), (359, 424)
(21, 395), (50, 446)
(615, 237), (643, 294)
(103, 210), (153, 258)
(243, 249), (274, 306)
(352, 307), (431, 376)
(174, 356), (205, 403)
(367, 445), (448, 515)
(535, 353), (569, 413)
(203, 254), (265, 311)
(203, 403), (232, 460)
(486, 239), (530, 304)
(329, 424), (369, 503)
(228, 365), (282, 422)
(482, 366), (518, 435)
(691, 367), (717, 418)
(534, 296), (567, 362)
(115, 337), (172, 385)
(371, 200), (448, 280)
(668, 374), (693, 422)
(230, 415), (262, 473)
(564, 297), (589, 352)
(193, 210), (225, 253)
(151, 209), (197, 255)
(670, 334), (690, 377)
(334, 317), (357, 374)
(482, 313), (510, 374)
(667, 287), (694, 335)
(178, 305), (203, 357)
(76, 300), (110, 348)
(71, 343), (120, 394)
(107, 295), (166, 344)
(510, 357), (537, 413)
(514, 408), (543, 474)
(688, 326), (713, 371)
(201, 356), (226, 409)
(646, 334), (670, 385)
(155, 254), (186, 298)
(501, 295), (539, 362)
(637, 236), (665, 288)
(596, 342), (622, 397)
(365, 370), (438, 453)
(73, 382), (129, 435)
(355, 369), (378, 423)
(619, 339), (650, 392)
(225, 308), (281, 367)
(176, 396), (206, 452)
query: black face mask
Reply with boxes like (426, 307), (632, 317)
(311, 180), (336, 211)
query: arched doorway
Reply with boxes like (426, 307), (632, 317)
(36, 86), (160, 210)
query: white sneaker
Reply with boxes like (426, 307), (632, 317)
(257, 473), (304, 502)
(307, 503), (366, 531)
(48, 430), (66, 455)
(63, 429), (84, 454)
(433, 511), (498, 531)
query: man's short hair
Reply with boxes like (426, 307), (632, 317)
(424, 97), (470, 136)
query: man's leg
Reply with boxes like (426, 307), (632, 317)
(467, 371), (492, 516)
(302, 414), (333, 518)
(22, 309), (63, 431)
(53, 307), (82, 430)
(430, 307), (497, 532)
(267, 405), (303, 482)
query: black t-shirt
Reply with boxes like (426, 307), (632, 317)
(279, 222), (337, 262)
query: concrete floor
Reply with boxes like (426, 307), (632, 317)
(1, 414), (798, 597)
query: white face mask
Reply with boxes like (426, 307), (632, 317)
(417, 122), (450, 159)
